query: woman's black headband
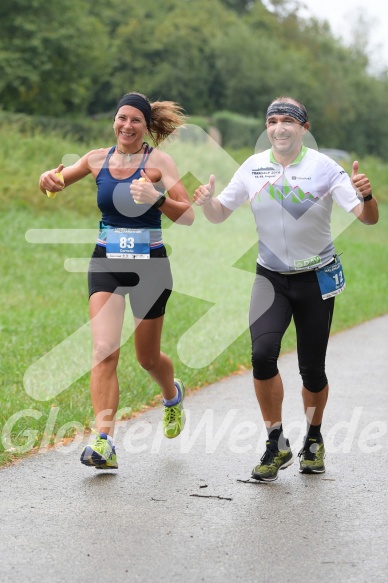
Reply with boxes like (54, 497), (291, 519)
(115, 94), (151, 128)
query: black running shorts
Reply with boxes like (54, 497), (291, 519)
(88, 244), (172, 320)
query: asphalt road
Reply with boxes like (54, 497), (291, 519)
(0, 316), (387, 583)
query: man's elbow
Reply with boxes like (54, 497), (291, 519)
(359, 211), (379, 225)
(354, 202), (379, 225)
(364, 216), (379, 225)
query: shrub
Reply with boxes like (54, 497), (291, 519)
(212, 110), (264, 149)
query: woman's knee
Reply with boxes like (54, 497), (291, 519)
(92, 340), (120, 366)
(136, 351), (159, 371)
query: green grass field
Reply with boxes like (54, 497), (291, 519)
(1, 123), (387, 466)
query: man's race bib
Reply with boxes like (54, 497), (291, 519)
(316, 256), (345, 300)
(106, 228), (150, 259)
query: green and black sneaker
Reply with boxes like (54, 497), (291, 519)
(251, 439), (294, 482)
(298, 437), (325, 474)
(162, 379), (186, 439)
(80, 432), (118, 469)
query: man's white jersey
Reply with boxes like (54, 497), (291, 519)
(217, 147), (360, 272)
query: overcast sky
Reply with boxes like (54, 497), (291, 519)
(297, 0), (388, 71)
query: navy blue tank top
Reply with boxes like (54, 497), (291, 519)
(96, 146), (164, 246)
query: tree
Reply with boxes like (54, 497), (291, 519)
(219, 0), (254, 13)
(1, 0), (387, 159)
(0, 0), (109, 114)
(105, 0), (236, 114)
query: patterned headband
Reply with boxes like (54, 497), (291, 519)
(266, 102), (308, 125)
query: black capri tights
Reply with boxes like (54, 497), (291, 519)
(249, 265), (335, 393)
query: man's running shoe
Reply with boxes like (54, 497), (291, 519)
(80, 432), (118, 469)
(162, 379), (186, 439)
(298, 437), (325, 474)
(251, 438), (294, 482)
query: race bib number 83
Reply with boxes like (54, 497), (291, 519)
(106, 228), (150, 259)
